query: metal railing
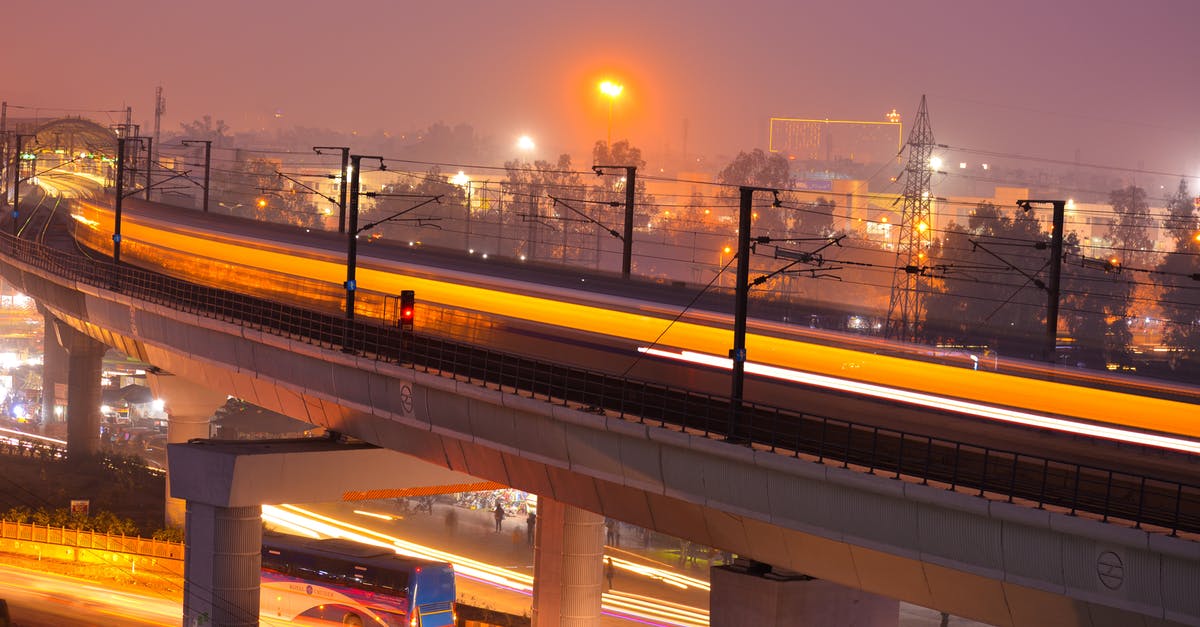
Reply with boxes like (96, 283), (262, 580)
(0, 519), (183, 560)
(2, 233), (1198, 536)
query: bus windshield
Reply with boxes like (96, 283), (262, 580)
(260, 532), (456, 627)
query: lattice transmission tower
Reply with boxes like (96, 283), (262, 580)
(886, 95), (936, 341)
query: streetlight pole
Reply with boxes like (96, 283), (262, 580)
(181, 139), (211, 213)
(314, 146), (350, 233)
(592, 164), (637, 279)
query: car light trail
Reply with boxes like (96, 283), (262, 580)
(265, 504), (710, 626)
(640, 347), (1200, 455)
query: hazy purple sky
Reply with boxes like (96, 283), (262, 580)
(6, 0), (1199, 174)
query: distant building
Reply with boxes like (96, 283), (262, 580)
(768, 117), (902, 165)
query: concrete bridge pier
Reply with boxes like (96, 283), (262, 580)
(147, 372), (226, 528)
(710, 563), (899, 626)
(39, 310), (68, 433)
(184, 501), (262, 627)
(50, 318), (106, 458)
(531, 497), (606, 627)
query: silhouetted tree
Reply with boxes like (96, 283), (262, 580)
(923, 203), (1046, 352)
(1156, 179), (1200, 371)
(178, 115), (231, 147)
(1063, 186), (1150, 367)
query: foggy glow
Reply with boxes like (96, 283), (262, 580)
(599, 80), (624, 98)
(516, 135), (535, 151)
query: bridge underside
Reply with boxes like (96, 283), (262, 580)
(2, 245), (1196, 627)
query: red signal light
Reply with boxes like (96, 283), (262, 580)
(399, 290), (415, 330)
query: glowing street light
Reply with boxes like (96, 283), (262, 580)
(928, 156), (943, 170)
(516, 135), (535, 153)
(599, 80), (624, 148)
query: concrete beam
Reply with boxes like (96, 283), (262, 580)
(167, 438), (486, 507)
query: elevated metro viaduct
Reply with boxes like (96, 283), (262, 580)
(0, 202), (1197, 626)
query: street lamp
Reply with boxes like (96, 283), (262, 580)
(718, 245), (732, 287)
(599, 80), (623, 148)
(450, 171), (473, 252)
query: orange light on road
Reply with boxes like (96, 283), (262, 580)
(256, 198), (268, 208)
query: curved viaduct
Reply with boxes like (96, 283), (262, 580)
(0, 224), (1196, 627)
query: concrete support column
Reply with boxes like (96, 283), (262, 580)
(711, 564), (899, 627)
(40, 312), (69, 434)
(183, 501), (262, 627)
(147, 373), (226, 528)
(531, 497), (605, 627)
(51, 321), (105, 459)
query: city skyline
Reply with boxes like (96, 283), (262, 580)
(3, 0), (1199, 176)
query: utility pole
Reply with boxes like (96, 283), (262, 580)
(727, 186), (770, 442)
(886, 95), (937, 342)
(143, 137), (153, 201)
(1, 101), (7, 210)
(10, 134), (31, 237)
(113, 138), (128, 265)
(592, 164), (637, 279)
(344, 155), (385, 321)
(313, 146), (350, 233)
(1018, 199), (1067, 363)
(153, 86), (165, 158)
(182, 140), (211, 212)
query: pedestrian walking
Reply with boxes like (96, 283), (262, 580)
(605, 557), (615, 590)
(444, 508), (458, 537)
(526, 512), (537, 546)
(493, 502), (506, 532)
(605, 518), (616, 545)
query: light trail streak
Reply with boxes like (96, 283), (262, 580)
(0, 427), (66, 445)
(641, 347), (1200, 455)
(75, 200), (1200, 446)
(265, 504), (710, 626)
(353, 508), (396, 521)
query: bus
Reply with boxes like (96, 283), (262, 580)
(260, 532), (456, 626)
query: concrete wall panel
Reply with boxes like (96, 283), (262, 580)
(849, 544), (931, 607)
(922, 559), (1007, 625)
(659, 445), (709, 506)
(1161, 551), (1200, 625)
(917, 503), (1004, 579)
(643, 490), (709, 545)
(503, 453), (555, 499)
(778, 524), (860, 584)
(544, 462), (603, 514)
(329, 361), (373, 414)
(562, 425), (624, 485)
